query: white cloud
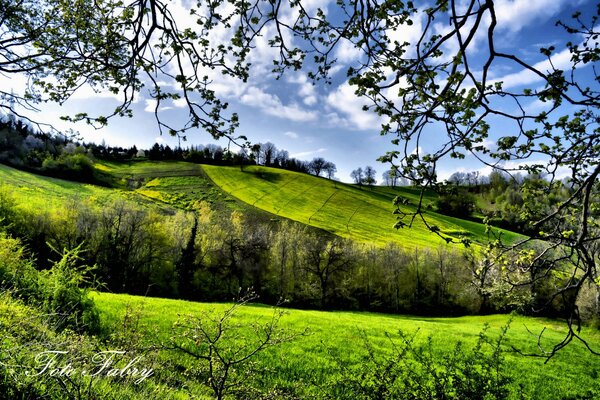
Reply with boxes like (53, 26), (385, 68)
(291, 148), (327, 158)
(284, 131), (299, 139)
(287, 73), (319, 106)
(325, 82), (382, 130)
(411, 146), (424, 156)
(240, 86), (317, 122)
(491, 47), (573, 89)
(493, 0), (569, 34)
(334, 39), (363, 63)
(144, 99), (173, 113)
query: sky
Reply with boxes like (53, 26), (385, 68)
(3, 0), (598, 182)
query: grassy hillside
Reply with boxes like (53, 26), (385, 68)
(0, 161), (523, 249)
(202, 165), (523, 248)
(93, 291), (600, 399)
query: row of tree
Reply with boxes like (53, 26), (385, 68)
(350, 166), (377, 187)
(0, 187), (592, 319)
(1, 117), (340, 182)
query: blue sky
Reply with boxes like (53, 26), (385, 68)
(3, 0), (597, 182)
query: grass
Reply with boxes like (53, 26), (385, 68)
(96, 160), (250, 212)
(0, 163), (123, 213)
(202, 165), (523, 248)
(1, 161), (523, 248)
(93, 291), (600, 399)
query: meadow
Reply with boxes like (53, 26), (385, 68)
(2, 160), (597, 399)
(202, 164), (523, 247)
(0, 161), (522, 249)
(93, 291), (600, 399)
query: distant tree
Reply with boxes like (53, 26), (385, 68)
(324, 161), (337, 180)
(308, 157), (327, 176)
(382, 170), (392, 186)
(436, 186), (476, 219)
(127, 145), (138, 158)
(260, 142), (277, 166)
(364, 166), (377, 188)
(488, 170), (509, 190)
(249, 144), (261, 165)
(350, 167), (364, 185)
(466, 171), (480, 187)
(447, 172), (466, 186)
(275, 149), (289, 168)
(163, 145), (174, 159)
(148, 143), (162, 160)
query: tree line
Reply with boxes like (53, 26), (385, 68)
(0, 117), (338, 182)
(0, 187), (594, 321)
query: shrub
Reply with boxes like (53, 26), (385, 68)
(39, 245), (101, 333)
(436, 188), (476, 218)
(330, 322), (514, 400)
(0, 233), (100, 333)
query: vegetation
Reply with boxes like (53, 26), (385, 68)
(203, 164), (522, 248)
(1, 0), (599, 397)
(92, 291), (600, 400)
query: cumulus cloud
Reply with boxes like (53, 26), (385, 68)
(490, 47), (573, 89)
(288, 74), (319, 106)
(493, 0), (570, 34)
(284, 131), (299, 139)
(240, 86), (317, 122)
(144, 99), (173, 113)
(325, 82), (383, 131)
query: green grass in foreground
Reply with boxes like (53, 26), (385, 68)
(94, 292), (600, 399)
(202, 165), (523, 248)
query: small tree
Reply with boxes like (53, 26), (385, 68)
(324, 161), (337, 180)
(363, 166), (377, 188)
(308, 157), (328, 176)
(168, 292), (304, 400)
(350, 167), (364, 185)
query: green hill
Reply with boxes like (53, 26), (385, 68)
(202, 164), (523, 247)
(0, 161), (522, 249)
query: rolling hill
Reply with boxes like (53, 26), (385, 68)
(0, 161), (522, 249)
(202, 164), (523, 247)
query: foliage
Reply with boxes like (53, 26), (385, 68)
(436, 186), (476, 218)
(1, 0), (598, 352)
(167, 292), (304, 399)
(2, 162), (581, 318)
(38, 245), (101, 333)
(330, 323), (513, 400)
(95, 291), (600, 400)
(0, 232), (100, 333)
(41, 152), (96, 182)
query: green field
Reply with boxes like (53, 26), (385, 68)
(202, 165), (522, 247)
(0, 161), (523, 248)
(93, 291), (600, 399)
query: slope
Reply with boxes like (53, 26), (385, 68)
(202, 165), (523, 248)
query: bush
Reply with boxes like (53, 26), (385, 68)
(0, 233), (100, 333)
(436, 188), (476, 218)
(0, 232), (40, 301)
(41, 152), (96, 182)
(330, 322), (514, 400)
(39, 245), (101, 333)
